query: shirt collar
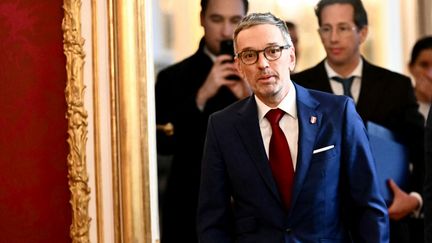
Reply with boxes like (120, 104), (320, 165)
(255, 81), (297, 122)
(324, 58), (363, 79)
(203, 45), (217, 62)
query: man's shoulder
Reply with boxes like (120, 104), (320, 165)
(158, 51), (204, 76)
(215, 97), (248, 112)
(208, 97), (251, 122)
(363, 60), (410, 81)
(296, 83), (348, 106)
(304, 88), (356, 121)
(291, 61), (327, 89)
(292, 61), (324, 79)
(155, 49), (211, 90)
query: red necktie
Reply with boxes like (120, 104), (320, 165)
(266, 108), (295, 210)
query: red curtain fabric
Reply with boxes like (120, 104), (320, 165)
(0, 1), (71, 242)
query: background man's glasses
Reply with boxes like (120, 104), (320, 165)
(236, 45), (290, 65)
(318, 24), (357, 38)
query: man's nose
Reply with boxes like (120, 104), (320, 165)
(329, 29), (340, 42)
(256, 52), (269, 69)
(222, 22), (234, 38)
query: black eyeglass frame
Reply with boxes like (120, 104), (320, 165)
(236, 44), (291, 65)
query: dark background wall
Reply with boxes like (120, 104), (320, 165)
(0, 1), (71, 242)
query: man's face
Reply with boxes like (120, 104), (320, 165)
(410, 49), (432, 80)
(235, 24), (295, 105)
(318, 3), (367, 67)
(201, 0), (245, 55)
(409, 48), (432, 101)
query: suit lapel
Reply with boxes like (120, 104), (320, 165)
(235, 88), (322, 210)
(315, 60), (333, 93)
(289, 84), (321, 211)
(356, 58), (382, 119)
(235, 96), (281, 203)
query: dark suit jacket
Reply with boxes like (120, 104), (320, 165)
(198, 84), (389, 243)
(155, 39), (238, 243)
(292, 58), (425, 243)
(424, 108), (432, 243)
(292, 58), (424, 196)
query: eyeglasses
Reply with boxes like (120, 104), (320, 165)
(236, 45), (290, 65)
(318, 24), (357, 38)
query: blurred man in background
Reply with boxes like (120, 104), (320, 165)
(292, 0), (424, 242)
(155, 0), (250, 242)
(408, 36), (432, 120)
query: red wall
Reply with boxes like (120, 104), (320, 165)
(0, 1), (71, 242)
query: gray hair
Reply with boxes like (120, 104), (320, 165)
(233, 12), (293, 52)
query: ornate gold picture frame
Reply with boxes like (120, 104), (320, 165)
(63, 0), (91, 242)
(63, 0), (157, 242)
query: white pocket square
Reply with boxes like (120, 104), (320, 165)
(312, 145), (335, 154)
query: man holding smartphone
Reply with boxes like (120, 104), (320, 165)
(155, 0), (250, 242)
(220, 39), (242, 80)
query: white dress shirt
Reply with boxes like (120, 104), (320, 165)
(255, 81), (299, 170)
(325, 59), (363, 104)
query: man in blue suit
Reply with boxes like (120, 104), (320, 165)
(197, 12), (389, 242)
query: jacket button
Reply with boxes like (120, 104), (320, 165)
(285, 228), (292, 233)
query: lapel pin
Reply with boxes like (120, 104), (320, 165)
(310, 116), (317, 124)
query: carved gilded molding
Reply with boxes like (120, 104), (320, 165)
(62, 0), (91, 242)
(109, 0), (157, 241)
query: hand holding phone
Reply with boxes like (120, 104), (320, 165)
(220, 39), (235, 58)
(219, 40), (240, 81)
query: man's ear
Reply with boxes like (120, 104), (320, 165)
(200, 11), (205, 27)
(235, 58), (243, 74)
(289, 47), (296, 72)
(359, 26), (368, 44)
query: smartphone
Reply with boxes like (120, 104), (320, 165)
(219, 40), (240, 81)
(220, 39), (235, 58)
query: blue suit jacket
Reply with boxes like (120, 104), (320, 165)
(197, 83), (389, 243)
